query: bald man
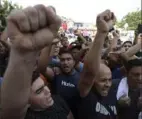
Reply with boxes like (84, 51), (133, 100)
(92, 63), (112, 96)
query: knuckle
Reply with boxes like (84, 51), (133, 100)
(34, 4), (47, 27)
(18, 13), (27, 23)
(106, 9), (111, 13)
(24, 7), (38, 18)
(24, 7), (39, 31)
(34, 4), (46, 10)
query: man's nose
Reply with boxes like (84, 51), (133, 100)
(44, 86), (50, 94)
(105, 80), (111, 87)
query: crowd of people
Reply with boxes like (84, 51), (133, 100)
(0, 4), (142, 119)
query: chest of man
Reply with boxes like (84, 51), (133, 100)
(78, 92), (117, 119)
(51, 72), (80, 99)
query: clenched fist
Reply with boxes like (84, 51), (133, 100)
(118, 95), (131, 107)
(6, 5), (61, 52)
(96, 10), (116, 33)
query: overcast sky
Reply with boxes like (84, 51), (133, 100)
(11, 0), (141, 23)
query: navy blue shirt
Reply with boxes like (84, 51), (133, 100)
(78, 89), (118, 119)
(51, 70), (81, 119)
(112, 67), (124, 80)
(52, 70), (80, 99)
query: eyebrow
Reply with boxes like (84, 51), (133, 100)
(100, 77), (112, 80)
(35, 85), (45, 94)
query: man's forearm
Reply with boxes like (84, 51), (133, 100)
(121, 43), (141, 60)
(84, 32), (107, 74)
(1, 49), (37, 118)
(79, 32), (107, 97)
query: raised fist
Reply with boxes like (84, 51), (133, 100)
(6, 5), (61, 52)
(96, 10), (116, 33)
(112, 30), (120, 39)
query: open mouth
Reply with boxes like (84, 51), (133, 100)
(101, 90), (109, 96)
(63, 66), (69, 69)
(102, 88), (110, 94)
(64, 68), (70, 71)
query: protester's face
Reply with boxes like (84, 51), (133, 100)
(93, 64), (112, 96)
(71, 48), (80, 58)
(29, 77), (54, 109)
(127, 66), (142, 89)
(61, 38), (69, 47)
(60, 53), (75, 73)
(122, 42), (132, 51)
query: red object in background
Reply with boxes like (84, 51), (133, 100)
(62, 22), (68, 31)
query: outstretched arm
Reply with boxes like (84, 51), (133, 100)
(78, 10), (116, 97)
(78, 32), (107, 97)
(121, 43), (141, 61)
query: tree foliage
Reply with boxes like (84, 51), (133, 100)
(0, 0), (22, 32)
(116, 10), (142, 30)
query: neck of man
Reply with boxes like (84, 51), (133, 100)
(62, 68), (75, 75)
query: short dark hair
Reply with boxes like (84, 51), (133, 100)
(124, 59), (142, 72)
(122, 41), (132, 47)
(59, 49), (75, 60)
(70, 45), (81, 51)
(84, 36), (92, 42)
(31, 69), (40, 84)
